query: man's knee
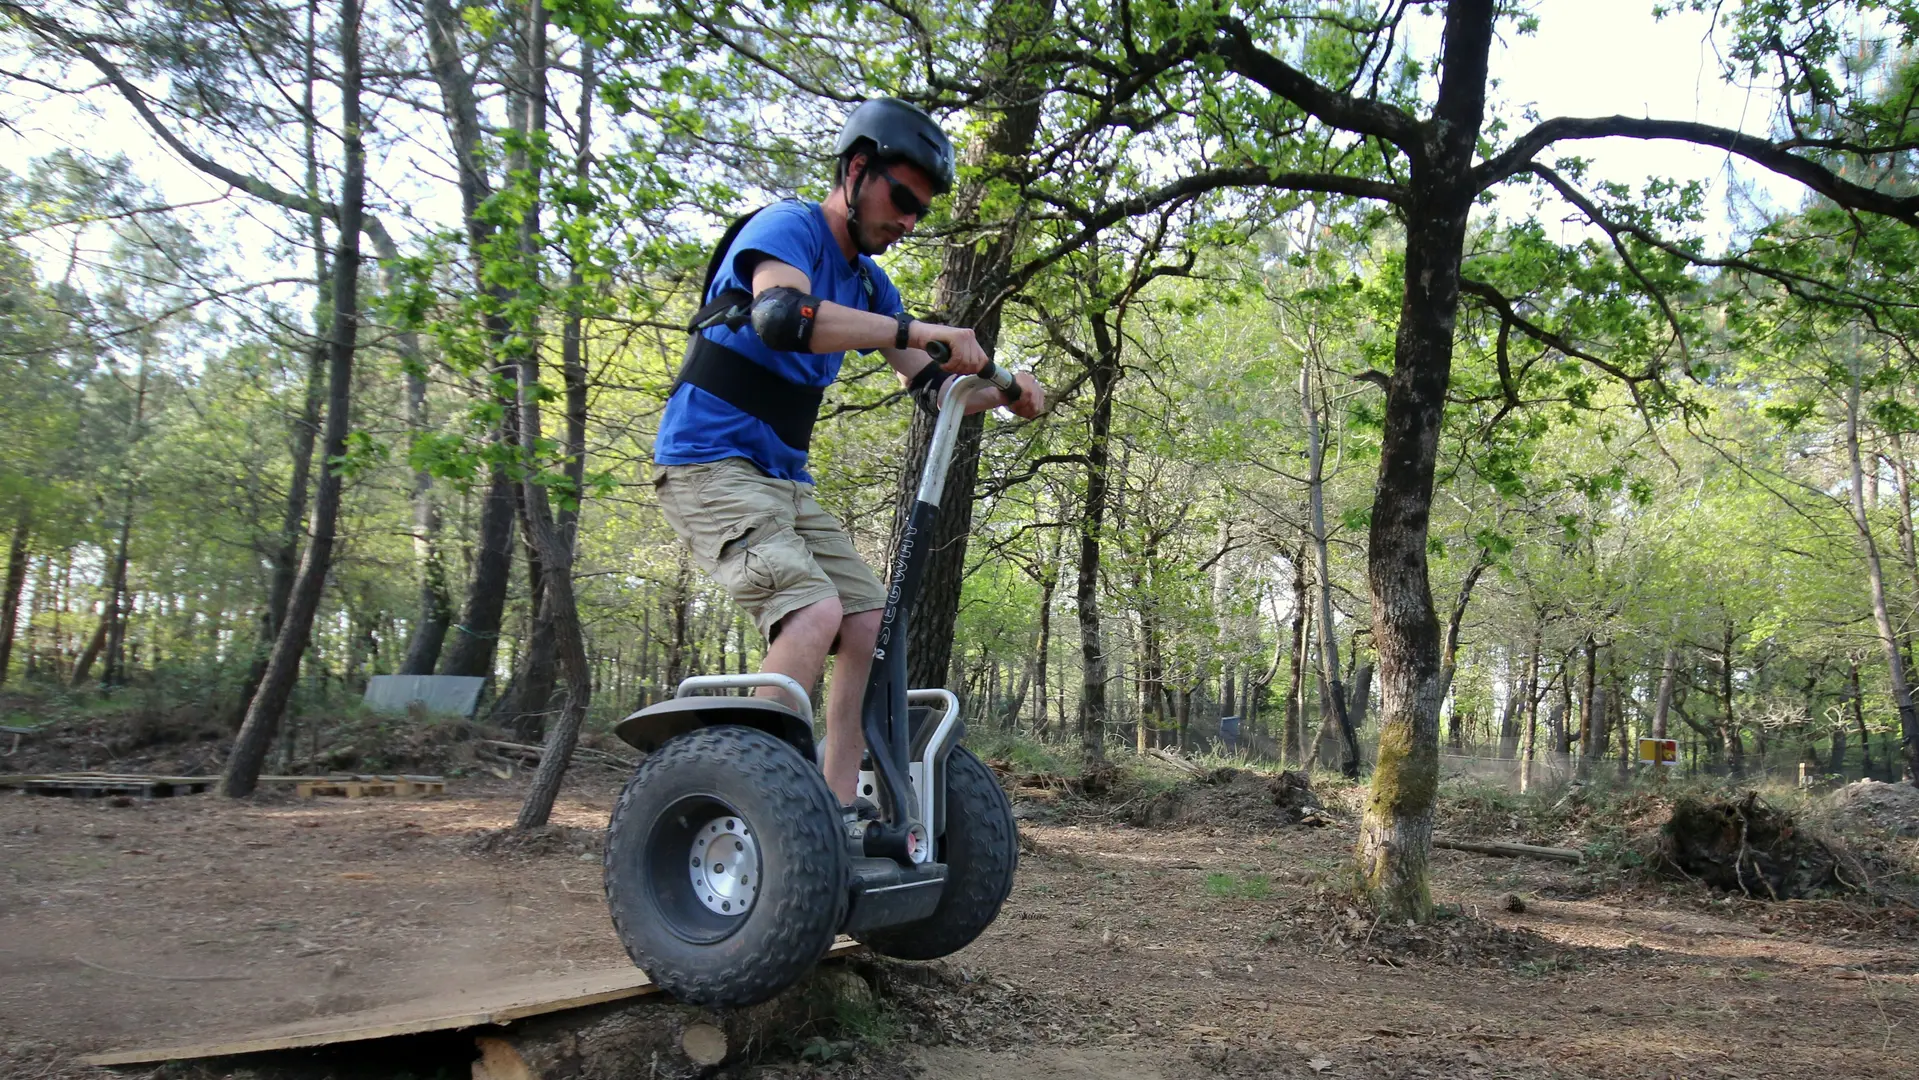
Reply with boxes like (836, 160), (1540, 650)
(836, 607), (882, 654)
(771, 595), (844, 649)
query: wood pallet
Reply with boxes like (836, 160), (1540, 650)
(4, 773), (215, 799)
(295, 777), (445, 799)
(1, 772), (446, 800)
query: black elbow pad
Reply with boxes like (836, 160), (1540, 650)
(750, 286), (825, 351)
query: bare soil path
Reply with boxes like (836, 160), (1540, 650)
(3, 778), (1914, 1079)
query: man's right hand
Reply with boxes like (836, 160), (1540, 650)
(909, 322), (989, 375)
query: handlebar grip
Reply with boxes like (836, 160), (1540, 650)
(924, 340), (1021, 402)
(981, 361), (1022, 402)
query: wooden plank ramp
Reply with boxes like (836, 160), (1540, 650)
(79, 940), (862, 1066)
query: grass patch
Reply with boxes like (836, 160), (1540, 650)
(970, 731), (1078, 777)
(1205, 872), (1273, 900)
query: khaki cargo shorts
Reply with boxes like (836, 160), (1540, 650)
(654, 457), (887, 639)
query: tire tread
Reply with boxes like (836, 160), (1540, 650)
(604, 726), (846, 1007)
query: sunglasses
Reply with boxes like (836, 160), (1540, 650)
(874, 167), (933, 219)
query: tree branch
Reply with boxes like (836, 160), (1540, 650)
(1477, 115), (1919, 225)
(1458, 277), (1649, 387)
(999, 166), (1402, 311)
(1215, 17), (1420, 151)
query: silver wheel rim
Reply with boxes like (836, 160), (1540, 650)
(687, 814), (760, 917)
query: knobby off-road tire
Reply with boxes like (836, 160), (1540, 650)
(604, 725), (848, 1008)
(856, 747), (1017, 960)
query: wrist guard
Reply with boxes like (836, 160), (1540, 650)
(906, 361), (948, 417)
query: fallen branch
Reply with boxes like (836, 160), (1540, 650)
(1433, 838), (1583, 863)
(477, 738), (636, 771)
(1147, 747), (1205, 776)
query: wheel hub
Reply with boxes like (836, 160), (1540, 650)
(687, 814), (759, 916)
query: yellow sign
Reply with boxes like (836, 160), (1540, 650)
(1638, 738), (1678, 764)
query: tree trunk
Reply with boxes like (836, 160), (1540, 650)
(1551, 659), (1572, 755)
(1033, 565), (1055, 738)
(224, 0), (365, 798)
(497, 515), (558, 742)
(1175, 683), (1193, 751)
(1436, 554), (1489, 701)
(99, 358), (151, 690)
(1072, 276), (1121, 765)
(503, 0), (592, 830)
(1301, 356), (1360, 778)
(425, 0), (521, 682)
(0, 517), (29, 685)
(1348, 663), (1374, 732)
(1353, 0), (1493, 922)
(1074, 460), (1111, 766)
(1589, 652), (1613, 767)
(23, 552), (51, 678)
(1575, 638), (1598, 775)
(398, 356), (452, 672)
(665, 553), (692, 689)
(1847, 364), (1919, 782)
(1652, 644), (1678, 742)
(1138, 597), (1162, 754)
(1282, 546), (1308, 765)
(1851, 657), (1872, 778)
(1718, 620), (1743, 777)
(886, 0), (1051, 692)
(70, 608), (108, 687)
(1496, 682), (1520, 759)
(237, 16), (333, 718)
(1518, 635), (1541, 793)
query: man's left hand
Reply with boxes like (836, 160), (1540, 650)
(1005, 372), (1046, 419)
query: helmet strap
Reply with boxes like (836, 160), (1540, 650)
(843, 153), (871, 246)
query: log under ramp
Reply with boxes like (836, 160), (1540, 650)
(83, 940), (867, 1077)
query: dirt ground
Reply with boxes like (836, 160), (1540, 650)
(3, 765), (1917, 1080)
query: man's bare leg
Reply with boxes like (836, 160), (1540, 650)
(756, 596), (839, 757)
(821, 608), (882, 803)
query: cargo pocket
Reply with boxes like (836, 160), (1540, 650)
(699, 516), (756, 567)
(739, 523), (818, 597)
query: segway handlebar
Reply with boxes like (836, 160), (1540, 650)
(923, 340), (1021, 402)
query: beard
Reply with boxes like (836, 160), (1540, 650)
(853, 215), (902, 257)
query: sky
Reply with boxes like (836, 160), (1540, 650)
(1479, 1), (1802, 247)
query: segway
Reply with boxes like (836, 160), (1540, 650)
(604, 348), (1021, 1008)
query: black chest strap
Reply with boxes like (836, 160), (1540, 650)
(676, 346), (824, 453)
(671, 202), (879, 453)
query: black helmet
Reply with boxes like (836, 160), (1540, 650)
(834, 97), (955, 194)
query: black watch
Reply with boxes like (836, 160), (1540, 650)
(895, 310), (914, 350)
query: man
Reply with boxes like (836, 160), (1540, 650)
(652, 97), (1045, 809)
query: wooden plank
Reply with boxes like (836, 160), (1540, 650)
(80, 941), (864, 1066)
(1433, 837), (1584, 863)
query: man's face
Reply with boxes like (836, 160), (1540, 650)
(848, 155), (936, 256)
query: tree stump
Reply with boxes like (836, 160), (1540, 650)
(470, 962), (871, 1079)
(1660, 792), (1838, 899)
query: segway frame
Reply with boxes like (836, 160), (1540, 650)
(611, 352), (1018, 939)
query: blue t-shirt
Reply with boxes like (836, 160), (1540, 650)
(653, 199), (904, 482)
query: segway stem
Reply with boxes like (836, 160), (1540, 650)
(860, 354), (1018, 859)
